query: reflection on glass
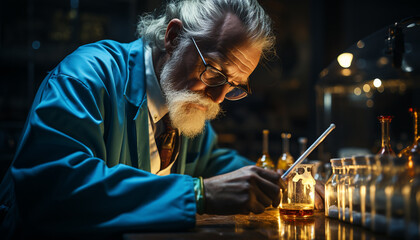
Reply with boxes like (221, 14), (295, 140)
(279, 216), (315, 240)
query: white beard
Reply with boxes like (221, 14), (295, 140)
(159, 46), (221, 138)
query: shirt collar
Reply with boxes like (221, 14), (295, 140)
(145, 44), (168, 124)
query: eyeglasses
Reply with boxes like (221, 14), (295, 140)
(191, 37), (251, 101)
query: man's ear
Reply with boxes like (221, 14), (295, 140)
(164, 18), (183, 55)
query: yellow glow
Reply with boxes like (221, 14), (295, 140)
(373, 78), (382, 88)
(337, 53), (353, 68)
(363, 84), (371, 92)
(354, 87), (362, 96)
(366, 99), (374, 108)
(378, 57), (389, 66)
(341, 69), (352, 76)
(378, 85), (385, 93)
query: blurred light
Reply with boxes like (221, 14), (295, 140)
(341, 69), (352, 76)
(377, 57), (389, 66)
(324, 93), (332, 109)
(365, 91), (373, 98)
(32, 41), (40, 50)
(320, 68), (329, 78)
(357, 40), (365, 48)
(354, 87), (362, 96)
(363, 84), (371, 92)
(377, 85), (385, 93)
(373, 78), (382, 88)
(403, 65), (413, 72)
(366, 99), (374, 108)
(337, 53), (353, 68)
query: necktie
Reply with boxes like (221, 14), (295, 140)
(156, 114), (179, 170)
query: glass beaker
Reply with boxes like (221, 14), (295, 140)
(279, 164), (316, 219)
(370, 155), (393, 233)
(325, 158), (343, 218)
(350, 155), (372, 226)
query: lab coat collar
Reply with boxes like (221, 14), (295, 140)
(124, 38), (147, 108)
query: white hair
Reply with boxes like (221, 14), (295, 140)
(137, 0), (275, 57)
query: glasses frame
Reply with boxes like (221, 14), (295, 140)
(190, 37), (251, 101)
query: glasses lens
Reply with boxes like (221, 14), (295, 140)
(225, 87), (247, 100)
(201, 67), (227, 86)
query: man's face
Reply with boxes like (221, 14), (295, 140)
(160, 15), (262, 138)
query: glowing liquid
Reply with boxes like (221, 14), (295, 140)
(280, 203), (314, 219)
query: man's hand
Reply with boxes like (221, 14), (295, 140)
(203, 165), (284, 215)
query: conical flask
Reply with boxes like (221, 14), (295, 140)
(256, 129), (275, 170)
(277, 133), (294, 171)
(377, 116), (396, 157)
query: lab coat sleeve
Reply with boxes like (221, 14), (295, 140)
(186, 123), (255, 178)
(10, 74), (196, 238)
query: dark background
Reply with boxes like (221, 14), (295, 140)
(1, 0), (420, 179)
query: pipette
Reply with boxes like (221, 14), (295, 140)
(281, 123), (336, 180)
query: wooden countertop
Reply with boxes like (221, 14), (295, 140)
(124, 208), (395, 240)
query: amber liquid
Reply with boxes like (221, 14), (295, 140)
(280, 204), (314, 219)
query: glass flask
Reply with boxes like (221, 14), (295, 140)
(256, 129), (275, 170)
(277, 133), (294, 171)
(370, 155), (393, 233)
(399, 108), (419, 174)
(325, 158), (343, 218)
(350, 155), (372, 226)
(386, 156), (413, 238)
(279, 164), (316, 219)
(403, 155), (420, 240)
(377, 115), (396, 157)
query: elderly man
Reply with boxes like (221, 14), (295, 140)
(0, 0), (323, 239)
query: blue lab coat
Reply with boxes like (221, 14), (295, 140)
(0, 39), (253, 239)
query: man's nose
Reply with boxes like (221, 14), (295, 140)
(206, 84), (230, 103)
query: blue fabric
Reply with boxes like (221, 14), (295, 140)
(0, 39), (253, 239)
